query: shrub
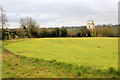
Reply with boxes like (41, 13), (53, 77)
(79, 27), (88, 37)
(4, 32), (10, 40)
(16, 28), (26, 38)
(10, 33), (15, 39)
(96, 27), (116, 37)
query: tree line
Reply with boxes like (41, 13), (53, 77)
(1, 17), (120, 40)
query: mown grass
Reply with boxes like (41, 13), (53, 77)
(3, 37), (119, 78)
(5, 37), (118, 70)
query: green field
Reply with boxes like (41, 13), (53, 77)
(3, 37), (118, 78)
(0, 41), (2, 79)
(5, 38), (118, 70)
(0, 41), (2, 53)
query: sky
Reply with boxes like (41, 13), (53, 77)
(0, 0), (119, 28)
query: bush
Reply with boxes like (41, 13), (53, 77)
(10, 33), (15, 39)
(79, 27), (88, 37)
(77, 32), (81, 37)
(16, 28), (26, 38)
(96, 27), (116, 37)
(5, 32), (10, 40)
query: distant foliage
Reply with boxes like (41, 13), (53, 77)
(20, 17), (39, 38)
(61, 28), (67, 37)
(96, 26), (117, 37)
(54, 28), (60, 37)
(2, 25), (119, 39)
(2, 16), (119, 39)
(10, 33), (15, 39)
(16, 28), (26, 38)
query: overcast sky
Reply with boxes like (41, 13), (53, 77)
(0, 0), (119, 28)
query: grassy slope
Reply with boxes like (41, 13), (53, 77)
(0, 40), (2, 52)
(3, 52), (75, 78)
(5, 37), (118, 70)
(0, 41), (2, 78)
(3, 38), (119, 78)
(2, 51), (118, 78)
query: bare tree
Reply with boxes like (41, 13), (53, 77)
(0, 4), (8, 29)
(20, 17), (39, 38)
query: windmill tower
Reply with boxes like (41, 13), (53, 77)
(87, 21), (95, 31)
(86, 20), (96, 36)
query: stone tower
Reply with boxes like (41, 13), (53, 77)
(87, 21), (95, 31)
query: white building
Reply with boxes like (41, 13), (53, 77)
(87, 21), (95, 31)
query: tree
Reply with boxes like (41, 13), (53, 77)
(54, 28), (60, 37)
(79, 27), (88, 37)
(16, 28), (26, 38)
(96, 27), (115, 37)
(0, 5), (8, 40)
(20, 17), (39, 38)
(0, 5), (8, 29)
(77, 32), (81, 37)
(61, 28), (67, 37)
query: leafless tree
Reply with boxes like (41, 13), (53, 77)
(20, 17), (39, 38)
(0, 4), (8, 29)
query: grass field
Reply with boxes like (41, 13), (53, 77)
(3, 52), (76, 78)
(3, 37), (119, 78)
(0, 40), (2, 79)
(0, 41), (1, 49)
